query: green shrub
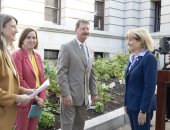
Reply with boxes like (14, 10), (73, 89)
(95, 53), (129, 81)
(44, 60), (60, 96)
(111, 53), (129, 79)
(39, 111), (55, 128)
(95, 102), (104, 113)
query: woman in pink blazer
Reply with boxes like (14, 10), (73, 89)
(13, 28), (46, 130)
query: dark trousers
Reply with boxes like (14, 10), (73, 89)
(166, 87), (170, 118)
(128, 110), (151, 130)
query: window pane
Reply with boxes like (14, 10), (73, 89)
(154, 1), (161, 32)
(45, 0), (61, 24)
(95, 1), (104, 16)
(94, 52), (104, 58)
(44, 49), (59, 59)
(45, 8), (53, 21)
(45, 0), (52, 7)
(54, 0), (60, 8)
(94, 0), (104, 30)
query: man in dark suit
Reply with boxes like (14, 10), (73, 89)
(57, 19), (98, 130)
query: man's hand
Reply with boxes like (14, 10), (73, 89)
(91, 95), (97, 103)
(63, 95), (73, 109)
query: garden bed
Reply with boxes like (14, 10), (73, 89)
(39, 53), (128, 130)
(86, 80), (125, 120)
(38, 79), (125, 130)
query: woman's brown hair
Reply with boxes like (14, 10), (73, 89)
(18, 28), (38, 49)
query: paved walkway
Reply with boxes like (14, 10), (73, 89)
(115, 112), (170, 130)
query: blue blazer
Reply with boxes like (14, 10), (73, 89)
(124, 51), (157, 113)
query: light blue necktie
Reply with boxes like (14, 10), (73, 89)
(80, 44), (88, 65)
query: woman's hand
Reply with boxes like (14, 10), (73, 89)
(138, 111), (147, 125)
(16, 94), (33, 105)
(36, 97), (45, 108)
(23, 88), (35, 95)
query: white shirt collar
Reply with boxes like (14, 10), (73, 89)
(75, 36), (86, 47)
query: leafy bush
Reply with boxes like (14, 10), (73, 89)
(44, 60), (60, 96)
(95, 102), (104, 113)
(39, 111), (55, 128)
(95, 53), (129, 81)
(39, 60), (60, 129)
(96, 82), (112, 104)
(111, 53), (129, 79)
(43, 98), (60, 115)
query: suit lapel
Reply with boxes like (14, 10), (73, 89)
(125, 62), (131, 77)
(34, 53), (41, 76)
(126, 56), (143, 77)
(72, 40), (87, 67)
(21, 49), (36, 77)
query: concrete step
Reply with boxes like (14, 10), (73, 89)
(84, 107), (129, 130)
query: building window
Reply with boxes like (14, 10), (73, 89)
(94, 52), (104, 58)
(44, 49), (59, 59)
(154, 1), (161, 32)
(45, 0), (61, 24)
(94, 0), (104, 30)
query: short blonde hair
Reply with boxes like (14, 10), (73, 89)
(125, 28), (154, 52)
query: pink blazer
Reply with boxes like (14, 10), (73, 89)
(12, 49), (46, 100)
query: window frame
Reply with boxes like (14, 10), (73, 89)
(94, 0), (104, 30)
(44, 49), (59, 60)
(44, 0), (61, 24)
(154, 1), (161, 32)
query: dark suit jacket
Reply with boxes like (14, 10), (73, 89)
(124, 51), (157, 113)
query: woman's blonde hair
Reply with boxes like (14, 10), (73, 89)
(0, 13), (17, 54)
(125, 28), (154, 52)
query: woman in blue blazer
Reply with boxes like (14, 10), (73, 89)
(124, 28), (157, 130)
